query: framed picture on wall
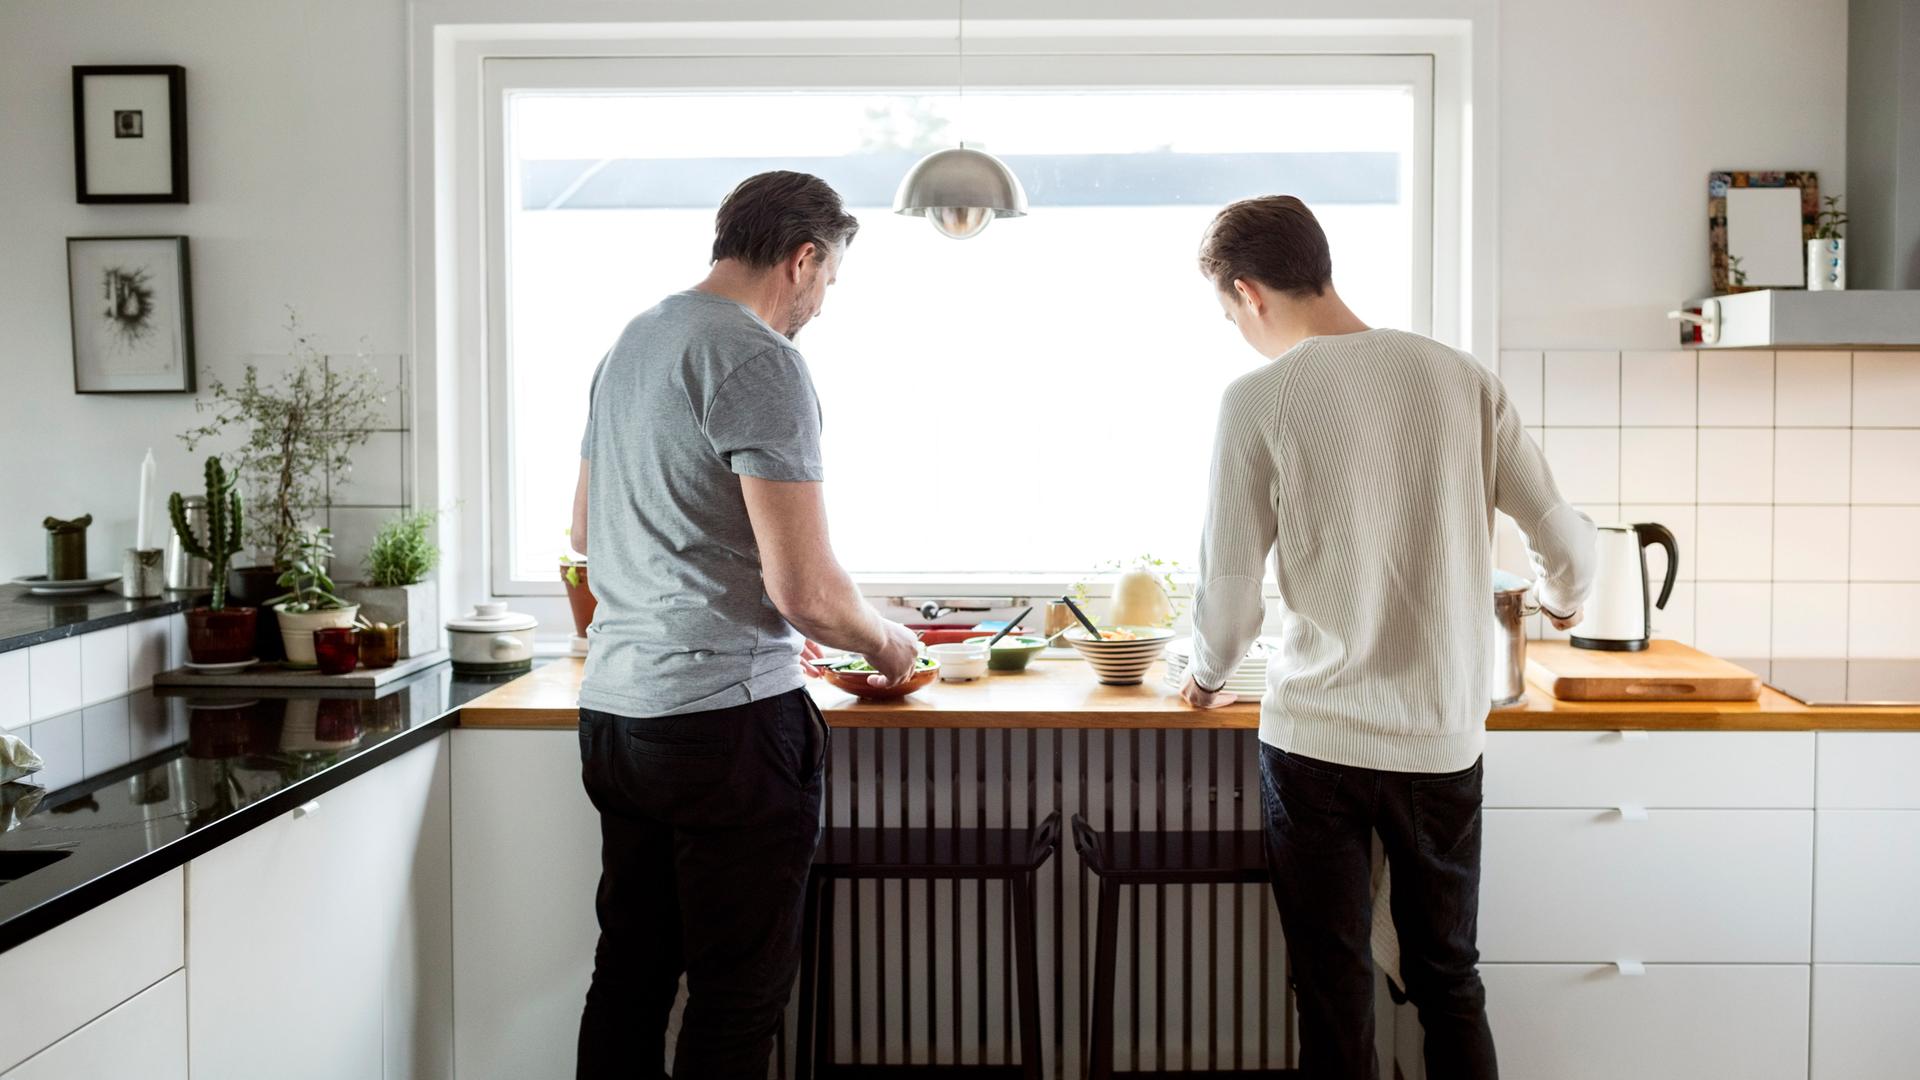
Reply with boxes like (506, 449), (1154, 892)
(66, 236), (196, 394)
(1708, 170), (1817, 294)
(72, 65), (188, 203)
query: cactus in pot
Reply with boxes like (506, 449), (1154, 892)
(169, 457), (259, 664)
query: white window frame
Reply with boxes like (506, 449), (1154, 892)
(411, 9), (1491, 632)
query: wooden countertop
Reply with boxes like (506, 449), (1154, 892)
(456, 656), (1920, 732)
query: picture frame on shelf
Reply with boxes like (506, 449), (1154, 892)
(66, 235), (197, 394)
(72, 65), (188, 203)
(1708, 170), (1817, 294)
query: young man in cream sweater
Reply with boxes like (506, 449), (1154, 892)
(1179, 196), (1596, 1080)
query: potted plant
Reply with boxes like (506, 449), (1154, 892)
(560, 530), (595, 649)
(179, 308), (386, 658)
(265, 528), (360, 668)
(1809, 193), (1847, 291)
(342, 509), (439, 658)
(167, 457), (256, 665)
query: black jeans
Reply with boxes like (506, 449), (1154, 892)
(577, 688), (829, 1080)
(1259, 744), (1497, 1080)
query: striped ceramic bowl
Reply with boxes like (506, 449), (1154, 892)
(1062, 626), (1176, 685)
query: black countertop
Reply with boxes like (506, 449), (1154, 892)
(0, 660), (524, 954)
(0, 583), (189, 655)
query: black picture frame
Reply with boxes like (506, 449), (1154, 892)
(67, 235), (197, 394)
(73, 65), (188, 204)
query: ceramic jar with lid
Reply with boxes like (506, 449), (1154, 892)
(446, 601), (537, 675)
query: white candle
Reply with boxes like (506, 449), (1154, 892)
(136, 449), (156, 552)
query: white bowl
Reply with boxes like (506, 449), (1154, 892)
(928, 642), (989, 682)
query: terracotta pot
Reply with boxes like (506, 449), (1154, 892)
(184, 607), (259, 664)
(561, 560), (597, 638)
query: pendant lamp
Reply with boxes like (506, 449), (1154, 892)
(892, 1), (1027, 238)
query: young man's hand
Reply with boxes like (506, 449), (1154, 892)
(1180, 672), (1239, 710)
(863, 621), (923, 688)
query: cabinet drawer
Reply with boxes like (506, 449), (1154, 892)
(1816, 733), (1920, 808)
(2, 970), (186, 1080)
(1814, 810), (1920, 962)
(1811, 964), (1920, 1079)
(1482, 963), (1809, 1080)
(1480, 809), (1812, 962)
(0, 868), (184, 1074)
(1483, 731), (1812, 808)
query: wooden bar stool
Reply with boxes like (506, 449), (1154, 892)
(1069, 814), (1280, 1080)
(796, 811), (1063, 1080)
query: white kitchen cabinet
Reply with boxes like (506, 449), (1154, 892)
(450, 730), (601, 1080)
(1481, 963), (1809, 1080)
(188, 736), (452, 1080)
(1479, 808), (1813, 963)
(2, 970), (187, 1080)
(1815, 732), (1920, 808)
(0, 867), (183, 1074)
(1811, 964), (1920, 1079)
(1813, 808), (1920, 963)
(1483, 730), (1813, 809)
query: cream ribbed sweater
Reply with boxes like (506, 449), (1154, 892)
(1188, 329), (1596, 773)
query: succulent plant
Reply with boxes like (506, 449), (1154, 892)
(168, 456), (244, 610)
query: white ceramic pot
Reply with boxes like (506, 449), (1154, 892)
(446, 601), (537, 674)
(273, 605), (361, 668)
(1808, 237), (1846, 291)
(928, 642), (989, 682)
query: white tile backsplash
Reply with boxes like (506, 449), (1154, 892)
(1619, 429), (1696, 502)
(1852, 430), (1920, 504)
(78, 624), (128, 706)
(1652, 581), (1695, 645)
(0, 650), (28, 732)
(27, 638), (81, 721)
(1773, 506), (1849, 582)
(1774, 352), (1851, 426)
(1851, 352), (1920, 427)
(1850, 507), (1920, 582)
(1771, 584), (1848, 658)
(1773, 429), (1850, 504)
(1695, 583), (1773, 657)
(128, 618), (168, 690)
(81, 697), (131, 776)
(1696, 505), (1772, 581)
(1849, 584), (1920, 658)
(1543, 429), (1620, 502)
(1620, 350), (1696, 426)
(1698, 351), (1774, 426)
(1543, 351), (1620, 425)
(1498, 351), (1544, 428)
(1697, 429), (1773, 503)
(167, 614), (185, 669)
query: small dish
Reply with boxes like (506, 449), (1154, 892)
(821, 657), (940, 700)
(928, 642), (989, 681)
(962, 635), (1049, 672)
(10, 574), (122, 596)
(183, 658), (260, 676)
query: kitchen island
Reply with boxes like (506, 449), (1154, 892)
(450, 655), (1920, 1080)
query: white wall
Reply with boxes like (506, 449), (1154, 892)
(0, 0), (408, 579)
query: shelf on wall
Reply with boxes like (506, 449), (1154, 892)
(1671, 290), (1920, 349)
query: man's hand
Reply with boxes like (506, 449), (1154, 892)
(1180, 673), (1239, 710)
(800, 640), (826, 677)
(1544, 606), (1583, 631)
(862, 621), (922, 688)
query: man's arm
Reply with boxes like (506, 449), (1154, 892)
(1185, 384), (1279, 706)
(739, 476), (919, 685)
(1491, 392), (1596, 626)
(570, 459), (590, 556)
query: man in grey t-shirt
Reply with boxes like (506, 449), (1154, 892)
(569, 172), (919, 1078)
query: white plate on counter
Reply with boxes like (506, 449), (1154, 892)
(10, 574), (123, 596)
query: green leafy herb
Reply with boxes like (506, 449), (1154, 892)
(266, 528), (351, 613)
(364, 509), (438, 587)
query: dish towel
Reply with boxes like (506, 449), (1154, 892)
(0, 734), (42, 787)
(1370, 832), (1404, 990)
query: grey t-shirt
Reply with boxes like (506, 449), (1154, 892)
(577, 290), (824, 718)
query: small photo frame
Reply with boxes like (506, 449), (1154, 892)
(67, 236), (196, 394)
(1708, 170), (1818, 294)
(73, 65), (188, 203)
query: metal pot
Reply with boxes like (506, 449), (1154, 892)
(1492, 571), (1540, 708)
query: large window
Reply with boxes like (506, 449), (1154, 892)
(488, 54), (1432, 593)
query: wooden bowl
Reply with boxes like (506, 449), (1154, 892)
(820, 659), (940, 700)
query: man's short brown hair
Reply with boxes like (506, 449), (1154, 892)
(712, 171), (860, 269)
(1196, 195), (1333, 299)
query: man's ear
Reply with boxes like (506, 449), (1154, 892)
(786, 241), (818, 284)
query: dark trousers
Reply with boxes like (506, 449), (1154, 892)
(1259, 744), (1498, 1080)
(577, 688), (829, 1080)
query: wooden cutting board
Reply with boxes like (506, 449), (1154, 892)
(1526, 640), (1762, 702)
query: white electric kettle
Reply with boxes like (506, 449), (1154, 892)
(1569, 522), (1678, 652)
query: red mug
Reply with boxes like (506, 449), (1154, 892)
(313, 626), (360, 676)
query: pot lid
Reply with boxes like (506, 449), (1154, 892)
(1492, 569), (1535, 595)
(447, 601), (538, 633)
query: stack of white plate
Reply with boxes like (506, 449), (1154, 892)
(1163, 638), (1272, 701)
(1061, 626), (1176, 686)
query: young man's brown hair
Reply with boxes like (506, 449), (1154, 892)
(1196, 195), (1334, 299)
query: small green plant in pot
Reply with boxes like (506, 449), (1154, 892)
(168, 457), (258, 665)
(266, 528), (360, 668)
(341, 510), (440, 659)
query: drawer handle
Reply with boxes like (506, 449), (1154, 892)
(1614, 805), (1648, 823)
(1613, 730), (1648, 743)
(292, 800), (321, 819)
(1614, 960), (1646, 976)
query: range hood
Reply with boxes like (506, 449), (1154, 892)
(1672, 289), (1920, 348)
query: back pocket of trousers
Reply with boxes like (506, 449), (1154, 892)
(1411, 759), (1483, 861)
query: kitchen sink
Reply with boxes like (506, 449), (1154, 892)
(0, 849), (71, 886)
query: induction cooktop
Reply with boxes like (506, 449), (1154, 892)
(1763, 659), (1920, 706)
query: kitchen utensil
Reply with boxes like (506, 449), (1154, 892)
(42, 514), (91, 581)
(1526, 640), (1761, 701)
(1042, 602), (1075, 640)
(1062, 625), (1175, 685)
(165, 494), (212, 591)
(1058, 595), (1103, 640)
(312, 627), (360, 676)
(1570, 522), (1677, 652)
(821, 658), (940, 700)
(446, 602), (537, 674)
(963, 634), (1048, 671)
(928, 642), (989, 681)
(985, 607), (1033, 649)
(1492, 570), (1541, 708)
